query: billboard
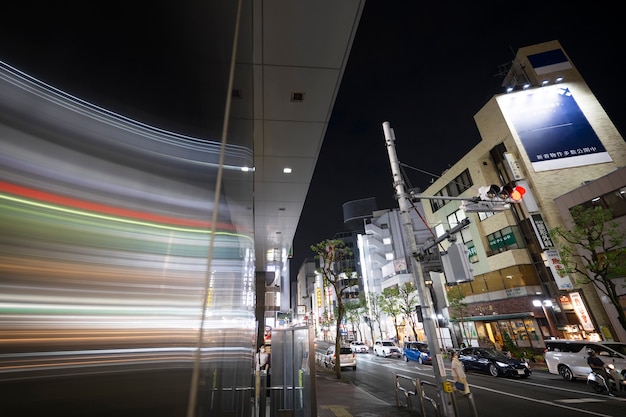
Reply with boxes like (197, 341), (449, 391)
(498, 85), (612, 172)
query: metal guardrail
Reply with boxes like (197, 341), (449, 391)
(393, 372), (438, 416)
(392, 373), (478, 417)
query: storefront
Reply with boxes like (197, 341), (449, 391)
(452, 313), (545, 355)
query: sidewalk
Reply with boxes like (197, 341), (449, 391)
(315, 364), (417, 417)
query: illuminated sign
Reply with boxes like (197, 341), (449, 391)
(498, 85), (612, 172)
(569, 291), (595, 332)
(544, 249), (573, 290)
(527, 49), (572, 75)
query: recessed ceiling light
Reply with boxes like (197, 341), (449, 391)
(283, 167), (292, 174)
(291, 92), (304, 102)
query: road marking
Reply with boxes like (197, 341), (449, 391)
(476, 385), (614, 417)
(557, 398), (610, 403)
(320, 405), (352, 417)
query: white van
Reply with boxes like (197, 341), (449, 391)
(544, 339), (626, 381)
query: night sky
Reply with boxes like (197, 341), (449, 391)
(0, 2), (623, 280)
(290, 2), (626, 277)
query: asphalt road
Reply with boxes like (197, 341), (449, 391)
(2, 342), (624, 417)
(315, 341), (626, 417)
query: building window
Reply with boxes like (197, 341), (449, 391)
(430, 169), (473, 213)
(447, 209), (472, 244)
(576, 187), (626, 218)
(478, 210), (497, 221)
(486, 226), (526, 255)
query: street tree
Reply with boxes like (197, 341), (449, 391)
(379, 287), (403, 341)
(311, 239), (359, 379)
(344, 301), (364, 341)
(364, 292), (384, 341)
(397, 282), (420, 341)
(357, 294), (373, 343)
(550, 205), (626, 335)
(446, 285), (471, 347)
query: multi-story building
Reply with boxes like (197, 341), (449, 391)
(553, 167), (626, 341)
(421, 40), (626, 351)
(358, 205), (450, 344)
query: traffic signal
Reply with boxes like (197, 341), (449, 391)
(501, 184), (526, 202)
(477, 184), (526, 203)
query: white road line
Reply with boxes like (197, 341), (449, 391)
(370, 360), (621, 416)
(474, 385), (614, 417)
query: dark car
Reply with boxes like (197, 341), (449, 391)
(403, 341), (432, 365)
(458, 347), (531, 378)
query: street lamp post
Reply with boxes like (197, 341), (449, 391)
(533, 299), (558, 337)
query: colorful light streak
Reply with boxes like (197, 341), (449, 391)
(0, 180), (248, 236)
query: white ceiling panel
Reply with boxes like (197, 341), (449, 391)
(262, 66), (341, 122)
(251, 0), (365, 274)
(263, 0), (364, 69)
(263, 120), (325, 157)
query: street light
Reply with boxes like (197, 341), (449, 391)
(533, 299), (558, 337)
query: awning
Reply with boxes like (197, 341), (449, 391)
(451, 312), (534, 322)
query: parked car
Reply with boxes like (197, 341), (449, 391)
(324, 345), (357, 370)
(373, 340), (402, 358)
(458, 347), (531, 378)
(544, 339), (626, 381)
(350, 340), (369, 353)
(403, 341), (432, 364)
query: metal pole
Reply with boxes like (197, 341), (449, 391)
(382, 121), (452, 417)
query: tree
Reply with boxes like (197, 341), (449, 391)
(379, 287), (403, 341)
(357, 294), (373, 343)
(550, 205), (626, 335)
(447, 285), (471, 347)
(344, 301), (364, 341)
(311, 239), (359, 379)
(364, 292), (384, 341)
(397, 282), (420, 341)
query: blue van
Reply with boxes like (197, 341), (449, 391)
(403, 341), (432, 364)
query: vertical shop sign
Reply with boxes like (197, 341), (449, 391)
(504, 152), (524, 180)
(545, 249), (573, 289)
(569, 292), (595, 332)
(531, 214), (554, 249)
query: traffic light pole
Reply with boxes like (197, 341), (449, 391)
(382, 121), (453, 417)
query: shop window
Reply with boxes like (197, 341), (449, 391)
(486, 226), (526, 255)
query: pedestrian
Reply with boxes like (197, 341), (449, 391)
(255, 344), (270, 372)
(450, 351), (470, 395)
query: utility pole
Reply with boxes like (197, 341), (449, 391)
(382, 121), (452, 417)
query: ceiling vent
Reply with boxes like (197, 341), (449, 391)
(291, 92), (305, 102)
